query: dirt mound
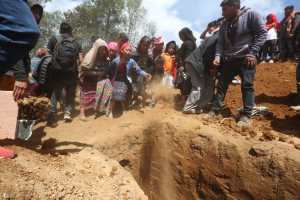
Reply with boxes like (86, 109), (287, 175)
(226, 62), (300, 137)
(0, 147), (147, 200)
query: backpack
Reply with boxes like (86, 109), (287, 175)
(52, 36), (79, 72)
(33, 55), (52, 85)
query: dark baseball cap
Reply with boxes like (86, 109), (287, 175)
(220, 0), (241, 7)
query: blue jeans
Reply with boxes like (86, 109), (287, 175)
(50, 82), (76, 115)
(211, 58), (256, 117)
(0, 0), (40, 70)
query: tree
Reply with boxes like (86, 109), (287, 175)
(64, 0), (125, 43)
(37, 11), (65, 48)
(63, 0), (156, 49)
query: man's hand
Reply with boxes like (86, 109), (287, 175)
(178, 66), (184, 72)
(13, 80), (27, 101)
(245, 55), (257, 68)
(213, 56), (221, 66)
(145, 74), (152, 81)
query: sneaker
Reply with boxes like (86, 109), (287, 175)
(268, 59), (274, 64)
(208, 110), (218, 118)
(232, 79), (241, 85)
(64, 112), (72, 122)
(183, 108), (203, 114)
(291, 105), (300, 111)
(237, 115), (251, 127)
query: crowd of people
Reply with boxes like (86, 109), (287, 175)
(1, 0), (300, 159)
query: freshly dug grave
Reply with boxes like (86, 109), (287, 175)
(0, 62), (300, 200)
(99, 119), (300, 200)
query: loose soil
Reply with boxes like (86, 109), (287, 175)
(0, 62), (300, 200)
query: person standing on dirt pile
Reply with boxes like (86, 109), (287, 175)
(183, 24), (221, 115)
(79, 39), (112, 120)
(260, 14), (280, 63)
(161, 41), (178, 88)
(151, 36), (165, 79)
(109, 42), (152, 117)
(176, 28), (197, 97)
(117, 33), (130, 53)
(279, 5), (299, 62)
(200, 21), (221, 41)
(177, 28), (197, 68)
(132, 36), (156, 108)
(47, 22), (83, 125)
(209, 0), (267, 126)
(108, 42), (119, 61)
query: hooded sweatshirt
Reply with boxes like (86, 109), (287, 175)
(215, 8), (267, 59)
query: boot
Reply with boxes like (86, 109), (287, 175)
(296, 83), (300, 105)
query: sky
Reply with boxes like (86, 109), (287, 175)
(45, 0), (300, 43)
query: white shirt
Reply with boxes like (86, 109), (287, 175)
(266, 27), (278, 41)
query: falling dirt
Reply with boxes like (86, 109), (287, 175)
(1, 62), (300, 200)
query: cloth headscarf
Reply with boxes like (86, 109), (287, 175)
(108, 42), (118, 51)
(266, 14), (280, 31)
(179, 27), (196, 43)
(80, 38), (107, 78)
(119, 42), (132, 55)
(153, 36), (164, 45)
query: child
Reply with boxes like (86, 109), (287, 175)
(161, 41), (177, 88)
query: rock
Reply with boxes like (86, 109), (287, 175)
(278, 135), (289, 142)
(261, 130), (277, 141)
(295, 144), (300, 150)
(250, 144), (272, 157)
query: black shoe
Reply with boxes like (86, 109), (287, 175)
(47, 113), (57, 126)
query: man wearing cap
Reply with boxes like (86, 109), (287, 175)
(210, 0), (267, 126)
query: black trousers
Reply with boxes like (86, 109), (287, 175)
(279, 37), (294, 60)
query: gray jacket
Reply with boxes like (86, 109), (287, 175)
(216, 9), (267, 58)
(185, 33), (219, 77)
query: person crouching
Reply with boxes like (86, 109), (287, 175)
(109, 42), (152, 117)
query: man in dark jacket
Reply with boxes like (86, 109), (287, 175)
(279, 5), (297, 61)
(0, 0), (40, 101)
(47, 22), (83, 124)
(209, 0), (267, 126)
